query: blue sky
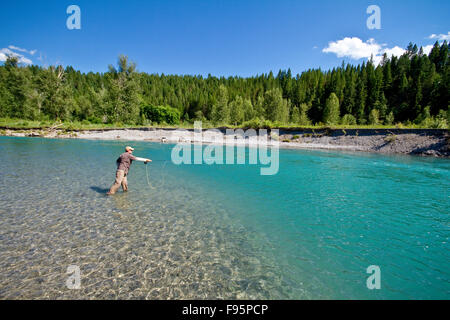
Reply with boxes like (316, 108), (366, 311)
(0, 0), (448, 77)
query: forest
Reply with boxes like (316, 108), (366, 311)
(0, 41), (449, 129)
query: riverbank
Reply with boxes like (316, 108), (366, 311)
(1, 127), (449, 157)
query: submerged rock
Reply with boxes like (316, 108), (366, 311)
(422, 149), (442, 157)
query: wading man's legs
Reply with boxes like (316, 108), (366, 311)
(107, 170), (125, 195)
(121, 174), (128, 192)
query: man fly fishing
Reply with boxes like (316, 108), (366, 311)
(107, 146), (151, 195)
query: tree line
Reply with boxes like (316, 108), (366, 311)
(0, 41), (448, 128)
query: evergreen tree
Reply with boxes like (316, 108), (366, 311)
(341, 114), (357, 125)
(298, 103), (311, 125)
(369, 109), (380, 125)
(290, 106), (300, 124)
(253, 95), (265, 119)
(211, 84), (229, 124)
(39, 65), (74, 120)
(263, 88), (289, 123)
(355, 69), (367, 124)
(243, 98), (254, 121)
(229, 95), (245, 125)
(323, 93), (340, 125)
(429, 42), (441, 69)
(107, 55), (140, 123)
(385, 111), (395, 126)
(342, 69), (356, 115)
(447, 106), (450, 126)
(3, 56), (31, 119)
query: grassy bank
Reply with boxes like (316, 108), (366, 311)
(1, 117), (448, 132)
(0, 118), (199, 131)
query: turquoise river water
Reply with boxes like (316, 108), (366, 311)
(0, 136), (448, 299)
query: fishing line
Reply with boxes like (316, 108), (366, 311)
(145, 162), (155, 190)
(145, 160), (168, 190)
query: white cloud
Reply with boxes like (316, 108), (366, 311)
(422, 45), (434, 55)
(382, 46), (406, 58)
(323, 37), (381, 60)
(9, 45), (28, 53)
(0, 47), (33, 64)
(8, 45), (37, 56)
(428, 32), (450, 42)
(323, 37), (407, 65)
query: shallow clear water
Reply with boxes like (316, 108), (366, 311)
(0, 136), (448, 299)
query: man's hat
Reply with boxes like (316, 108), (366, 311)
(125, 146), (135, 152)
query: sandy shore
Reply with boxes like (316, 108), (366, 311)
(2, 127), (449, 157)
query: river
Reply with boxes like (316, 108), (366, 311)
(0, 136), (448, 299)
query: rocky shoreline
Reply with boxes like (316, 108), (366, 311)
(1, 127), (449, 158)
